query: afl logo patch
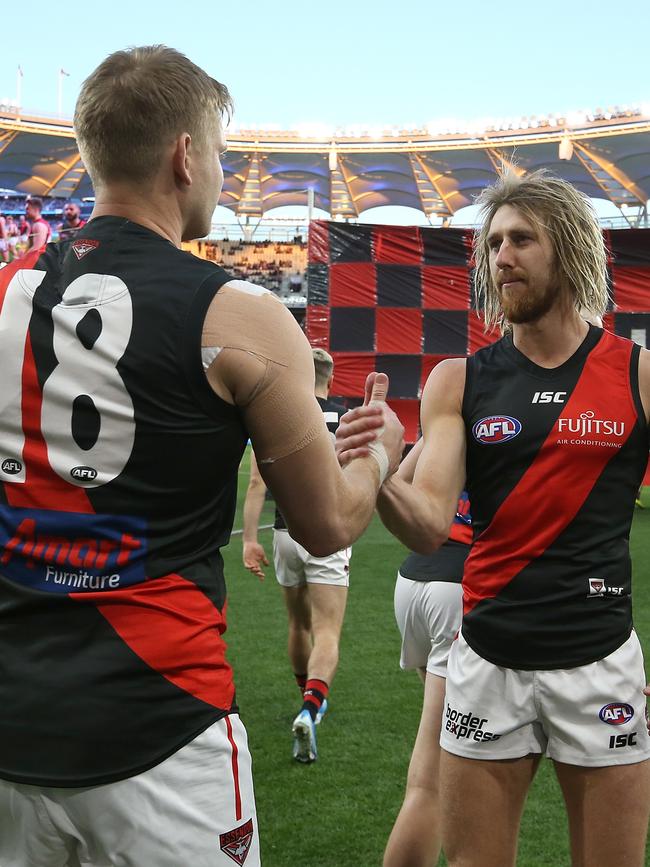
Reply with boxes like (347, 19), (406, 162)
(599, 703), (634, 725)
(472, 415), (522, 444)
(70, 466), (98, 482)
(1, 458), (23, 475)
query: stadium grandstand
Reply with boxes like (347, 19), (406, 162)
(1, 102), (649, 327)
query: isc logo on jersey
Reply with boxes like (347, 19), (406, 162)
(472, 415), (522, 444)
(599, 703), (634, 725)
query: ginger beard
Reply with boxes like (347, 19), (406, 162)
(498, 265), (562, 324)
(487, 205), (563, 325)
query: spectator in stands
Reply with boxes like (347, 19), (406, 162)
(56, 201), (86, 241)
(25, 197), (51, 252)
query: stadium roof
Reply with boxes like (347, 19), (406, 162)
(1, 106), (649, 223)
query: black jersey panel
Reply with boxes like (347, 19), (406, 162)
(400, 540), (470, 583)
(0, 576), (233, 786)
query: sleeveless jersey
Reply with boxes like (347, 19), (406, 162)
(0, 217), (248, 786)
(273, 396), (346, 531)
(29, 216), (52, 245)
(400, 492), (472, 582)
(462, 326), (648, 670)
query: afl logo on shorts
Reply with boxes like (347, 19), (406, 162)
(1, 458), (23, 475)
(472, 415), (522, 444)
(599, 702), (634, 725)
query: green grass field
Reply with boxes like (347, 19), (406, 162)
(224, 449), (650, 866)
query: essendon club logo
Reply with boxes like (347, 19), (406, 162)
(219, 818), (254, 865)
(588, 578), (605, 595)
(472, 415), (522, 445)
(71, 239), (100, 260)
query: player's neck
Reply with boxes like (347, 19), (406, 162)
(314, 386), (329, 400)
(90, 182), (183, 247)
(511, 304), (590, 369)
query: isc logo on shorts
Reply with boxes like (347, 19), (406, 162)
(472, 415), (522, 445)
(599, 702), (634, 725)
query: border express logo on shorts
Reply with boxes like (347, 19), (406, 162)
(472, 415), (522, 445)
(599, 702), (634, 725)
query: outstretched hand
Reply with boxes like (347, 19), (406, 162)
(243, 541), (269, 581)
(336, 372), (404, 478)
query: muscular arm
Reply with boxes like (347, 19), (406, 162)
(376, 359), (467, 554)
(241, 451), (270, 579)
(204, 282), (403, 556)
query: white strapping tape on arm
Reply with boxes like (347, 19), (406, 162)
(367, 441), (389, 485)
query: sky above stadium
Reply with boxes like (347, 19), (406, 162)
(5, 0), (650, 128)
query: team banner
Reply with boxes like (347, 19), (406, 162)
(306, 220), (650, 442)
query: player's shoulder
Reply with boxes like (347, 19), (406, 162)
(422, 357), (467, 411)
(221, 278), (273, 298)
(216, 280), (303, 328)
(426, 357), (467, 387)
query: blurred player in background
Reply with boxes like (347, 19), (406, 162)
(243, 348), (350, 763)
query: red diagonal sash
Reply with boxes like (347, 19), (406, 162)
(463, 332), (637, 614)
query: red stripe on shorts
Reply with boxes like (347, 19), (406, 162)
(225, 714), (242, 821)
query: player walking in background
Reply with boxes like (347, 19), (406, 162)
(24, 196), (51, 251)
(243, 348), (350, 762)
(0, 45), (404, 867)
(56, 200), (86, 241)
(338, 170), (650, 867)
(383, 436), (470, 867)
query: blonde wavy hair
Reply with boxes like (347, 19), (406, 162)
(473, 169), (609, 330)
(75, 45), (232, 185)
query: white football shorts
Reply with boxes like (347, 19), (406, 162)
(273, 528), (350, 588)
(394, 572), (463, 676)
(0, 714), (259, 867)
(441, 629), (650, 767)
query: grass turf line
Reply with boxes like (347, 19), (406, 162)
(224, 449), (650, 866)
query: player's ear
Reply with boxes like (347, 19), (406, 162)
(172, 133), (192, 186)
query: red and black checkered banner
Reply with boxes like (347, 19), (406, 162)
(305, 220), (650, 442)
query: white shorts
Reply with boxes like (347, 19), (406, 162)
(0, 715), (260, 867)
(394, 573), (463, 676)
(273, 528), (350, 588)
(441, 630), (650, 767)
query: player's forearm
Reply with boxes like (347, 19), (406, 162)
(376, 476), (448, 554)
(242, 484), (266, 543)
(287, 456), (382, 556)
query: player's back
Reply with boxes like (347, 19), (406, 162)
(0, 217), (247, 787)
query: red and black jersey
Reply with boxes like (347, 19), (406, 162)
(400, 491), (472, 582)
(461, 326), (648, 670)
(29, 216), (52, 245)
(0, 217), (247, 786)
(273, 396), (346, 531)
